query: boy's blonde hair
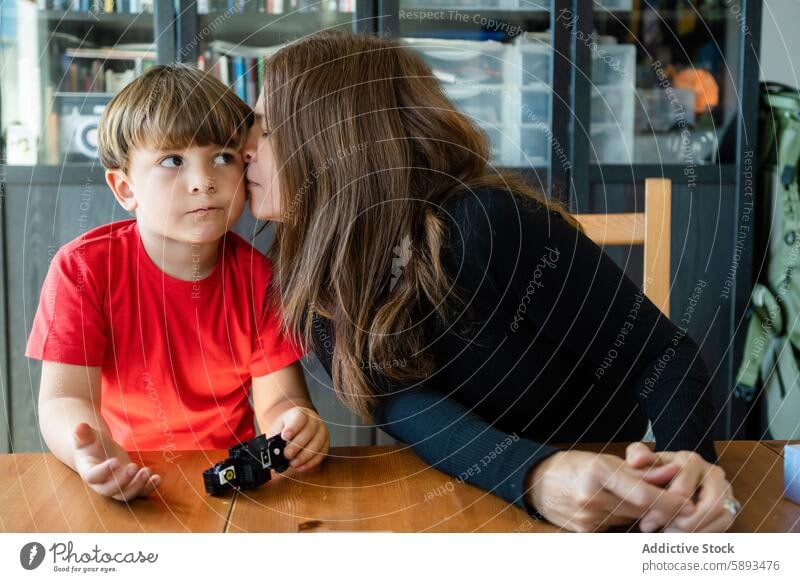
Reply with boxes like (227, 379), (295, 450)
(98, 64), (254, 172)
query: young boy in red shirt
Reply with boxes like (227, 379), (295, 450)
(26, 65), (328, 502)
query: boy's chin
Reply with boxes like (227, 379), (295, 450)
(185, 223), (231, 245)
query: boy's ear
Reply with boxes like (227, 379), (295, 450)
(105, 169), (137, 213)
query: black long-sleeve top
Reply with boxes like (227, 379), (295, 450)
(309, 186), (718, 517)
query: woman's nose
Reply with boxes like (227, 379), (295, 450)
(242, 128), (258, 163)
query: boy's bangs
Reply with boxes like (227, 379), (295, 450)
(135, 96), (253, 152)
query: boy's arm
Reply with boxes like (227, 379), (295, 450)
(38, 361), (161, 499)
(38, 361), (115, 471)
(252, 361), (329, 471)
(251, 361), (315, 433)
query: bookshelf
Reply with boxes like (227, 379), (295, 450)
(1, 2), (159, 165)
(0, 0), (361, 166)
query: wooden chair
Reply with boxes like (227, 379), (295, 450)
(573, 178), (672, 318)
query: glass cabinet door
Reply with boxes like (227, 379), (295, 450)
(0, 1), (357, 167)
(188, 0), (356, 100)
(589, 0), (744, 165)
(397, 1), (553, 169)
(0, 1), (159, 166)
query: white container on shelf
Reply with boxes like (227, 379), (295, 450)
(519, 123), (550, 167)
(518, 43), (551, 85)
(445, 84), (507, 126)
(442, 84), (519, 166)
(590, 122), (633, 164)
(594, 0), (633, 11)
(511, 0), (551, 10)
(518, 85), (551, 125)
(591, 84), (635, 126)
(403, 38), (513, 85)
(635, 87), (696, 132)
(477, 123), (518, 167)
(591, 43), (636, 86)
(633, 130), (718, 165)
(589, 41), (635, 164)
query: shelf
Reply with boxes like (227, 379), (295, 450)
(42, 9), (154, 31)
(197, 11), (354, 40)
(399, 9), (550, 38)
(589, 163), (737, 183)
(40, 9), (156, 44)
(592, 8), (735, 20)
(53, 91), (114, 97)
(400, 8), (551, 16)
(1, 164), (108, 185)
(41, 9), (152, 22)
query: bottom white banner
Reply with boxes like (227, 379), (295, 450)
(0, 533), (797, 581)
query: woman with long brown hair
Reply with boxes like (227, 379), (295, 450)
(241, 30), (738, 533)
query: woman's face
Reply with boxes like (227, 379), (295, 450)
(243, 93), (283, 222)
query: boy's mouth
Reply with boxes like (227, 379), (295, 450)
(189, 206), (222, 215)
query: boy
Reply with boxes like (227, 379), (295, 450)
(26, 65), (328, 502)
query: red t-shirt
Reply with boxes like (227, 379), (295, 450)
(26, 219), (305, 452)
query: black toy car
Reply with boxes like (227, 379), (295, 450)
(203, 433), (290, 496)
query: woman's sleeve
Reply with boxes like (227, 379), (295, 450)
(450, 189), (717, 464)
(308, 312), (558, 517)
(372, 382), (561, 518)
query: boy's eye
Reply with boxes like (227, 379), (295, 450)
(159, 155), (182, 168)
(213, 152), (236, 165)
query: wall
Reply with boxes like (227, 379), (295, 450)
(760, 0), (800, 87)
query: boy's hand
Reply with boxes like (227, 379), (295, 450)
(72, 422), (161, 502)
(272, 407), (329, 472)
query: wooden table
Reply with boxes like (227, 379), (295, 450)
(1, 441), (798, 532)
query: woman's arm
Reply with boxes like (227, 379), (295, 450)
(373, 381), (693, 531)
(309, 291), (693, 530)
(309, 312), (560, 516)
(372, 380), (561, 517)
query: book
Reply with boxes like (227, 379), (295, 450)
(58, 46), (156, 93)
(233, 57), (245, 100)
(203, 41), (286, 99)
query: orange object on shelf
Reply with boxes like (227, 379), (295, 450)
(672, 68), (720, 114)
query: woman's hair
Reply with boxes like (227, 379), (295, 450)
(262, 30), (580, 419)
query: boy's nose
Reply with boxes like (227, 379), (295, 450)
(192, 176), (216, 194)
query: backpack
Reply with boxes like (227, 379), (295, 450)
(735, 82), (800, 439)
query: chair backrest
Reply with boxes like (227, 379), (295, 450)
(573, 178), (672, 317)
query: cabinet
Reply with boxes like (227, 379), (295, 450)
(0, 0), (763, 452)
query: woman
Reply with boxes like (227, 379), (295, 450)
(241, 30), (738, 533)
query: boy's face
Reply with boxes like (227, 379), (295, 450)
(107, 143), (246, 244)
